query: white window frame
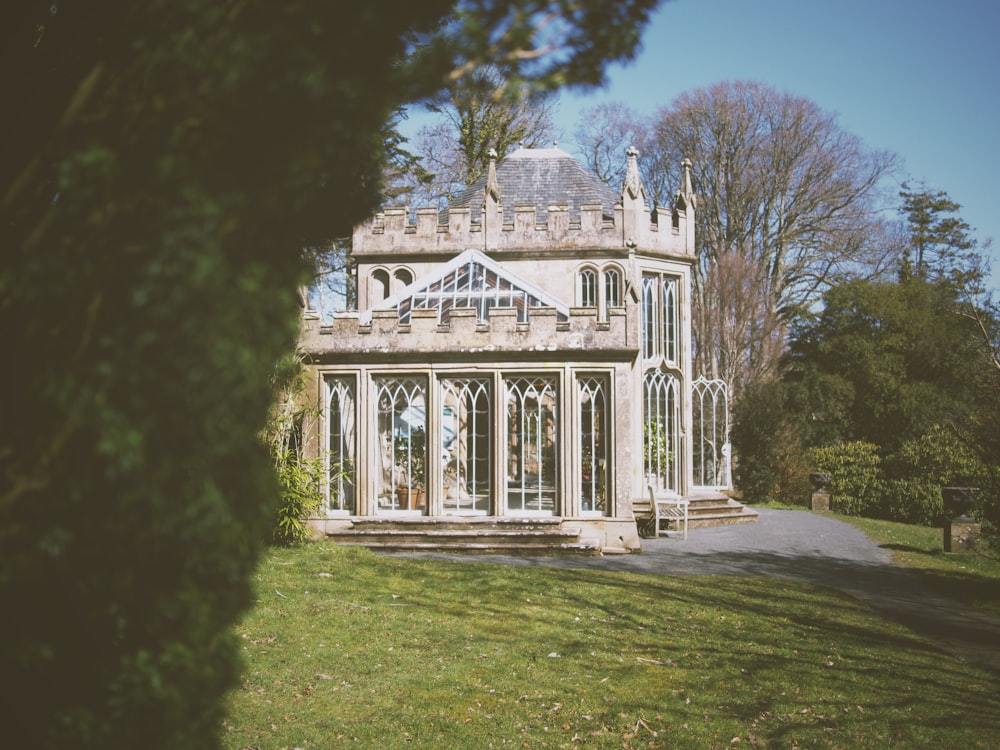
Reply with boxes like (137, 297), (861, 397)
(324, 376), (357, 515)
(577, 374), (610, 516)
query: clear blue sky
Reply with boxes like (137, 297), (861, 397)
(546, 0), (1000, 288)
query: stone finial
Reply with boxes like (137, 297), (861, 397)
(681, 157), (696, 208)
(485, 148), (501, 204)
(622, 146), (645, 201)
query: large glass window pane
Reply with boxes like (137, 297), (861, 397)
(641, 274), (656, 360)
(326, 378), (356, 513)
(661, 276), (677, 364)
(642, 272), (679, 365)
(506, 376), (558, 514)
(643, 369), (679, 493)
(375, 377), (427, 512)
(441, 378), (492, 515)
(578, 376), (609, 514)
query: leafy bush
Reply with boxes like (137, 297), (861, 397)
(810, 436), (991, 528)
(810, 442), (882, 518)
(264, 354), (327, 546)
(1, 2), (664, 747)
(884, 426), (994, 527)
(271, 449), (325, 546)
(977, 472), (1000, 555)
(880, 478), (944, 526)
(887, 424), (988, 486)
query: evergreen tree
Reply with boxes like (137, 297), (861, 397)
(899, 182), (981, 288)
(786, 278), (983, 453)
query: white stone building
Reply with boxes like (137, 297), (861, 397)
(299, 146), (749, 553)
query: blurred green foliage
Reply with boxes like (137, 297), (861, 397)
(0, 1), (659, 747)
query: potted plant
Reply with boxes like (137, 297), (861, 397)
(394, 426), (426, 509)
(643, 420), (673, 486)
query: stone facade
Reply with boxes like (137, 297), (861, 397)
(299, 147), (726, 552)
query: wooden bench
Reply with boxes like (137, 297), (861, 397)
(635, 485), (689, 539)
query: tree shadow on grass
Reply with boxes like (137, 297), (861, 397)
(875, 543), (1000, 614)
(381, 550), (1000, 749)
(396, 545), (1000, 679)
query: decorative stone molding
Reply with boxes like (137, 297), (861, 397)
(301, 305), (635, 362)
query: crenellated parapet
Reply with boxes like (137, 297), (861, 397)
(301, 305), (637, 363)
(352, 200), (694, 258)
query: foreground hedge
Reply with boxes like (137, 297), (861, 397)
(0, 2), (429, 746)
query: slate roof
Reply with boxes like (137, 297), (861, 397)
(452, 146), (620, 222)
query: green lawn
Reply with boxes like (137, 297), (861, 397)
(223, 543), (1000, 749)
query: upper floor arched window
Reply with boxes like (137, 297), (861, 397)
(372, 269), (391, 303)
(578, 264), (623, 321)
(641, 272), (678, 365)
(579, 267), (598, 308)
(603, 267), (621, 312)
(393, 268), (413, 295)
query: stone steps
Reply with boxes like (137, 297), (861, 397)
(687, 508), (759, 528)
(344, 516), (568, 532)
(686, 498), (759, 528)
(325, 517), (600, 555)
(634, 492), (759, 535)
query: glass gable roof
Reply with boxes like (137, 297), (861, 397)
(364, 249), (570, 325)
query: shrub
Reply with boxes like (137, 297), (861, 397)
(271, 449), (325, 546)
(1, 213), (299, 746)
(977, 471), (1000, 556)
(810, 442), (882, 518)
(264, 355), (327, 546)
(880, 478), (945, 526)
(881, 426), (998, 528)
(887, 424), (989, 486)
